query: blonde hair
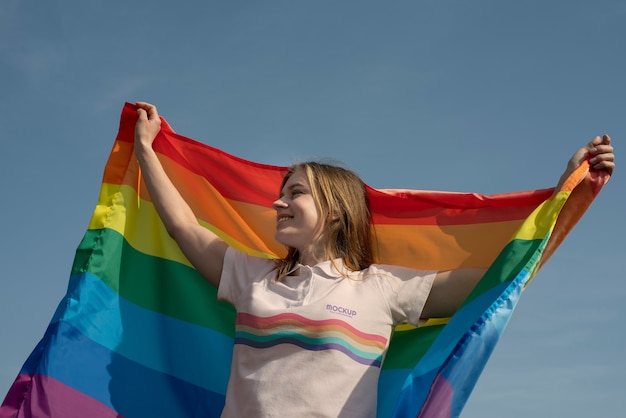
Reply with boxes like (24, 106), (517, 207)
(275, 161), (374, 279)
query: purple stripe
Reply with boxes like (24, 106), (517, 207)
(3, 320), (226, 418)
(0, 374), (121, 418)
(1, 373), (32, 418)
(416, 373), (453, 418)
(235, 337), (382, 368)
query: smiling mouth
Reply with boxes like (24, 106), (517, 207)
(277, 216), (293, 223)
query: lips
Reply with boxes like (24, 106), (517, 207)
(276, 214), (293, 223)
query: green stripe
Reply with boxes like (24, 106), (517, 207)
(465, 237), (543, 305)
(71, 228), (236, 336)
(383, 324), (445, 370)
(68, 228), (544, 369)
(383, 237), (544, 370)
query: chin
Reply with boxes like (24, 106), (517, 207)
(274, 232), (290, 248)
(274, 234), (301, 251)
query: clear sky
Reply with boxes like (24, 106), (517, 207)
(1, 1), (624, 416)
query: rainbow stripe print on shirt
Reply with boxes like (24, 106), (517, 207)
(235, 312), (388, 367)
(1, 103), (610, 418)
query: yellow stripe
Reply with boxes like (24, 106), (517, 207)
(88, 176), (570, 273)
(512, 190), (570, 241)
(394, 317), (450, 332)
(89, 183), (275, 266)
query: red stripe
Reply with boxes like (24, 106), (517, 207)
(116, 103), (554, 225)
(369, 188), (552, 225)
(236, 312), (388, 344)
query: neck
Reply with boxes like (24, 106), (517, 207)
(299, 241), (332, 267)
(299, 250), (325, 267)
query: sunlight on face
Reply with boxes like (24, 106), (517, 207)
(272, 169), (324, 262)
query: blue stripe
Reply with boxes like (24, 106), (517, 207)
(56, 272), (233, 395)
(393, 267), (532, 417)
(377, 368), (413, 417)
(32, 320), (225, 417)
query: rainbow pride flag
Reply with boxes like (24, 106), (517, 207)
(1, 103), (609, 418)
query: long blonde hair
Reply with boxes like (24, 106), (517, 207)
(275, 162), (374, 279)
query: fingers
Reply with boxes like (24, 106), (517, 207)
(589, 135), (602, 147)
(589, 152), (615, 174)
(588, 134), (615, 175)
(134, 102), (162, 147)
(589, 135), (614, 156)
(135, 101), (160, 121)
(590, 160), (615, 175)
(136, 107), (147, 121)
(588, 134), (611, 149)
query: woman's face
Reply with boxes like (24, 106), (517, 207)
(272, 168), (323, 255)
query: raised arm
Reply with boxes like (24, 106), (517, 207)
(134, 102), (228, 288)
(422, 135), (615, 319)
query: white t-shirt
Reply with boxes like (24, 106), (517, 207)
(218, 247), (436, 418)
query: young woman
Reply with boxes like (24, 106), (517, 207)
(134, 102), (614, 417)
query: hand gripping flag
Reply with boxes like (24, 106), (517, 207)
(1, 103), (610, 418)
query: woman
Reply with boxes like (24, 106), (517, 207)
(134, 102), (614, 417)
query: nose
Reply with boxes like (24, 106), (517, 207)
(272, 198), (288, 210)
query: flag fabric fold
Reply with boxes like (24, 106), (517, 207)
(1, 103), (609, 418)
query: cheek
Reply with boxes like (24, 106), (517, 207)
(305, 200), (322, 222)
(307, 210), (325, 233)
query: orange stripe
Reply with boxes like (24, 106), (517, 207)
(103, 140), (547, 229)
(100, 141), (523, 268)
(374, 221), (521, 270)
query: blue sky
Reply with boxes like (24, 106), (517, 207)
(1, 1), (624, 416)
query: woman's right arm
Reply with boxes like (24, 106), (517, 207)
(134, 102), (228, 288)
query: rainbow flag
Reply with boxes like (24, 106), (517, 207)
(1, 103), (609, 418)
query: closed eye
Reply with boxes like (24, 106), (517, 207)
(278, 179), (310, 200)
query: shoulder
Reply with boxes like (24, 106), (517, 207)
(364, 263), (437, 283)
(223, 247), (277, 280)
(218, 247), (278, 303)
(225, 246), (276, 267)
(365, 264), (437, 326)
(365, 263), (437, 308)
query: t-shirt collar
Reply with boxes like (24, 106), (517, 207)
(301, 257), (350, 278)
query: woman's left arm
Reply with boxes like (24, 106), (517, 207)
(422, 135), (615, 319)
(421, 267), (486, 318)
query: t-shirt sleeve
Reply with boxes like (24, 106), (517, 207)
(372, 264), (436, 327)
(217, 247), (277, 305)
